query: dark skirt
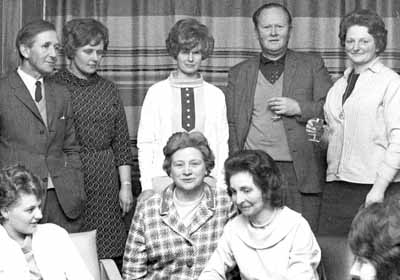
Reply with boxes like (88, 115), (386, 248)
(320, 180), (400, 235)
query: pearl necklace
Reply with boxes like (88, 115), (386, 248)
(249, 208), (278, 228)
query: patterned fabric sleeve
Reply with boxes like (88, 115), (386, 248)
(122, 203), (148, 279)
(110, 83), (134, 167)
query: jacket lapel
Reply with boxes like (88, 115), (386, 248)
(238, 56), (260, 146)
(159, 184), (216, 240)
(9, 71), (44, 123)
(44, 79), (57, 130)
(160, 186), (191, 241)
(187, 185), (215, 235)
(244, 57), (260, 117)
(283, 50), (297, 98)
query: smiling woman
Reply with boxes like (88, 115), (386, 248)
(199, 150), (320, 280)
(0, 165), (93, 280)
(137, 18), (229, 201)
(307, 9), (400, 234)
(122, 131), (235, 279)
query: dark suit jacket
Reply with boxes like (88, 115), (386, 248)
(0, 70), (85, 218)
(225, 50), (332, 193)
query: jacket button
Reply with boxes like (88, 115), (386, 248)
(186, 259), (193, 267)
(39, 130), (45, 135)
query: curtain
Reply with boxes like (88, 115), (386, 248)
(45, 0), (400, 141)
(0, 0), (22, 73)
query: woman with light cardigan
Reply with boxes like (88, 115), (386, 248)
(137, 18), (228, 202)
(307, 9), (400, 233)
(199, 150), (320, 280)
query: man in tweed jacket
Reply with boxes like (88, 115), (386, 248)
(225, 3), (332, 232)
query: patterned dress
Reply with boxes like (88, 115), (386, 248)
(54, 69), (134, 258)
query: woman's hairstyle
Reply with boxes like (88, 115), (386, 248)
(15, 20), (56, 59)
(224, 150), (283, 208)
(165, 18), (214, 60)
(0, 165), (45, 223)
(339, 9), (387, 55)
(163, 131), (215, 176)
(62, 18), (109, 59)
(252, 2), (292, 28)
(349, 197), (400, 280)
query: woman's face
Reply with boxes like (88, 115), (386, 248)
(176, 45), (202, 79)
(229, 171), (268, 220)
(170, 147), (207, 193)
(70, 40), (105, 79)
(350, 256), (377, 280)
(1, 193), (42, 239)
(345, 25), (378, 69)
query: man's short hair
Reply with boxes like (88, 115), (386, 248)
(252, 3), (292, 28)
(15, 20), (56, 59)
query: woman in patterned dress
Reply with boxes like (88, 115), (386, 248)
(53, 18), (134, 261)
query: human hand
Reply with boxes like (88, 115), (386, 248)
(365, 177), (390, 206)
(267, 97), (301, 116)
(365, 188), (384, 207)
(119, 184), (134, 215)
(306, 118), (324, 142)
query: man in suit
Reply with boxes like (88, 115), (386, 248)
(0, 20), (85, 232)
(226, 3), (332, 232)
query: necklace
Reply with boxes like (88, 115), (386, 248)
(249, 208), (277, 228)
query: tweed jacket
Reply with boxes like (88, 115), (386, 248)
(0, 70), (85, 219)
(225, 50), (332, 193)
(122, 183), (235, 280)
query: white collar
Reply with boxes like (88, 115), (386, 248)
(17, 67), (44, 101)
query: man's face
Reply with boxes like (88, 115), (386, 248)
(20, 30), (59, 78)
(255, 7), (291, 60)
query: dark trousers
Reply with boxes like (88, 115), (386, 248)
(320, 180), (400, 235)
(276, 161), (322, 233)
(41, 189), (83, 233)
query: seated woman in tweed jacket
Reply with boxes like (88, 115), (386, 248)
(122, 131), (235, 280)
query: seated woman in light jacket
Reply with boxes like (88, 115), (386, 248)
(199, 150), (320, 280)
(0, 165), (93, 280)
